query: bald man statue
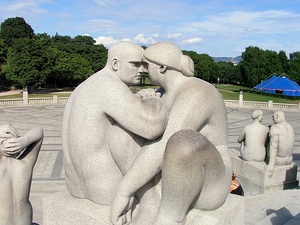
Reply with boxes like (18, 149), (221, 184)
(62, 41), (168, 206)
(265, 111), (294, 172)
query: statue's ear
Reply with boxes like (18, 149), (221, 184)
(160, 65), (167, 73)
(111, 58), (118, 71)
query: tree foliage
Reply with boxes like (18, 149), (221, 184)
(0, 17), (34, 46)
(1, 16), (300, 90)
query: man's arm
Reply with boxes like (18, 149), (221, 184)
(265, 128), (279, 172)
(105, 83), (168, 140)
(237, 129), (245, 143)
(2, 127), (43, 161)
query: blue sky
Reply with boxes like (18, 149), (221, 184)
(1, 0), (300, 57)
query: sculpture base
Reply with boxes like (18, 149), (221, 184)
(43, 191), (245, 225)
(230, 150), (299, 196)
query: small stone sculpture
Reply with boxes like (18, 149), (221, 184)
(237, 110), (269, 162)
(265, 111), (294, 172)
(110, 42), (232, 225)
(0, 124), (43, 225)
(62, 41), (168, 205)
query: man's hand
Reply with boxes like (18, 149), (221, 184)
(111, 194), (135, 225)
(136, 89), (161, 98)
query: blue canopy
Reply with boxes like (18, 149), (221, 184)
(253, 75), (300, 96)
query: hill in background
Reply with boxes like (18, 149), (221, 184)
(213, 56), (242, 64)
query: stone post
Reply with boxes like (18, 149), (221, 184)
(53, 95), (58, 104)
(239, 91), (243, 107)
(23, 86), (28, 105)
(268, 100), (273, 108)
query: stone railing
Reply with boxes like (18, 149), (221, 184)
(0, 95), (299, 111)
(0, 95), (69, 106)
(224, 100), (300, 111)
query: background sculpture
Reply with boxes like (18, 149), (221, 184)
(0, 124), (43, 225)
(265, 111), (295, 172)
(237, 110), (269, 162)
(110, 42), (232, 225)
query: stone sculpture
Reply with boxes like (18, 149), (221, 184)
(62, 41), (168, 206)
(0, 124), (43, 225)
(265, 111), (294, 172)
(237, 110), (269, 162)
(110, 42), (232, 225)
(62, 41), (232, 225)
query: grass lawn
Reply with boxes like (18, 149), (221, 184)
(217, 85), (300, 104)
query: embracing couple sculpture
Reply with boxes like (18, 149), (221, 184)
(62, 41), (232, 225)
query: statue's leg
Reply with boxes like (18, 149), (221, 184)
(154, 129), (226, 225)
(108, 124), (146, 175)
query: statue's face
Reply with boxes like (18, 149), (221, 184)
(144, 60), (161, 86)
(272, 114), (279, 124)
(118, 59), (145, 86)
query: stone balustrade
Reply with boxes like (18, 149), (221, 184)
(0, 95), (299, 111)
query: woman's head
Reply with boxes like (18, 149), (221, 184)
(143, 42), (194, 77)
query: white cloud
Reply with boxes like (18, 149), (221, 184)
(181, 37), (203, 45)
(166, 33), (182, 39)
(133, 33), (156, 45)
(94, 36), (119, 47)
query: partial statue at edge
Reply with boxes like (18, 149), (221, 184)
(0, 124), (43, 225)
(62, 41), (232, 225)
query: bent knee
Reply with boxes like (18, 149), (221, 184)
(166, 130), (214, 156)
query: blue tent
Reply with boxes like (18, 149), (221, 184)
(253, 75), (300, 97)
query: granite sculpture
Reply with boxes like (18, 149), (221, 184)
(0, 124), (43, 225)
(237, 110), (269, 162)
(62, 41), (232, 225)
(265, 111), (295, 172)
(109, 42), (232, 224)
(232, 110), (297, 196)
(62, 41), (168, 206)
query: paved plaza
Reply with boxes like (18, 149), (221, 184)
(0, 104), (299, 224)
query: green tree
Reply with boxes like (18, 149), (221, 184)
(43, 46), (71, 88)
(5, 38), (46, 88)
(215, 61), (240, 85)
(288, 52), (300, 83)
(66, 35), (107, 72)
(278, 50), (289, 74)
(239, 46), (267, 87)
(0, 17), (34, 46)
(68, 53), (94, 85)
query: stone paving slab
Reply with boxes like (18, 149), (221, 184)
(0, 104), (299, 224)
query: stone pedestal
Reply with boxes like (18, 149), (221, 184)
(230, 150), (299, 196)
(43, 191), (245, 225)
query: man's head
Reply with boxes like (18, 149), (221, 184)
(272, 111), (285, 124)
(106, 41), (145, 86)
(252, 110), (263, 122)
(143, 42), (194, 85)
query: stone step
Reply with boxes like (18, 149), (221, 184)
(245, 190), (300, 225)
(256, 204), (300, 225)
(41, 144), (62, 151)
(284, 213), (300, 225)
